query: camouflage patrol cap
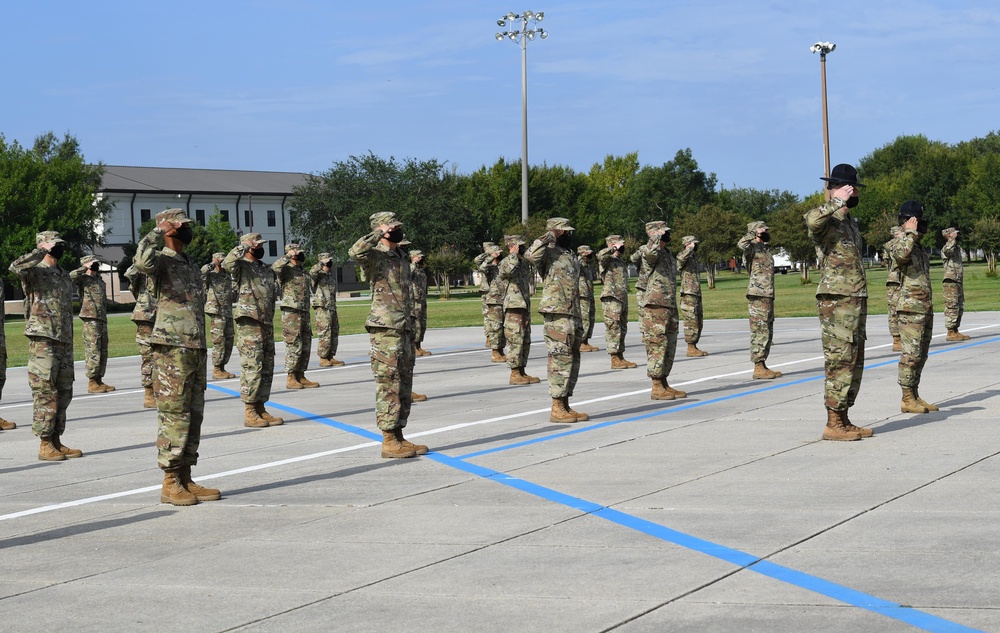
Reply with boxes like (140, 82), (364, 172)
(681, 235), (698, 247)
(285, 242), (301, 253)
(212, 252), (225, 260)
(577, 245), (593, 255)
(36, 230), (67, 245)
(942, 227), (958, 237)
(370, 211), (402, 230)
(605, 234), (624, 247)
(410, 249), (424, 259)
(482, 241), (496, 251)
(504, 234), (526, 248)
(240, 232), (264, 245)
(155, 208), (193, 225)
(80, 255), (100, 267)
(747, 221), (768, 233)
(645, 220), (669, 234)
(317, 252), (332, 263)
(487, 244), (503, 254)
(546, 217), (575, 231)
(398, 237), (411, 246)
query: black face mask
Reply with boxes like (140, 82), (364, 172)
(292, 252), (306, 262)
(89, 263), (100, 271)
(691, 244), (699, 252)
(250, 246), (265, 259)
(48, 244), (65, 259)
(659, 232), (670, 245)
(845, 196), (860, 209)
(174, 225), (194, 245)
(518, 246), (526, 256)
(917, 219), (928, 234)
(616, 245), (625, 254)
(556, 233), (572, 249)
(385, 228), (404, 243)
(760, 232), (771, 243)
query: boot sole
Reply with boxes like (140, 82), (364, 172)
(192, 492), (222, 501)
(821, 433), (862, 441)
(651, 394), (675, 400)
(381, 450), (418, 458)
(38, 454), (67, 461)
(549, 417), (580, 423)
(161, 495), (198, 506)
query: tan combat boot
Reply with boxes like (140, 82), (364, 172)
(244, 403), (268, 428)
(901, 387), (929, 414)
(841, 409), (874, 438)
(88, 378), (105, 393)
(38, 438), (67, 461)
(213, 367), (235, 379)
(549, 397), (579, 423)
(411, 391), (428, 402)
(0, 417), (16, 431)
(564, 397), (589, 421)
(946, 329), (970, 342)
(255, 402), (284, 426)
(686, 343), (708, 357)
(752, 362), (782, 379)
(891, 336), (902, 352)
(491, 350), (507, 363)
(179, 465), (222, 501)
(161, 468), (198, 506)
(822, 409), (862, 441)
(393, 428), (428, 455)
(143, 386), (156, 409)
(381, 430), (417, 458)
(611, 353), (637, 369)
(521, 368), (540, 384)
(509, 368), (532, 386)
(298, 372), (320, 388)
(415, 347), (432, 356)
(320, 357), (346, 367)
(286, 373), (304, 389)
(913, 388), (939, 412)
(651, 378), (675, 401)
(579, 342), (599, 352)
(52, 435), (83, 458)
(101, 380), (116, 392)
(661, 380), (687, 399)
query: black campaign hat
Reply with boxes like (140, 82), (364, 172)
(898, 200), (925, 219)
(820, 163), (866, 188)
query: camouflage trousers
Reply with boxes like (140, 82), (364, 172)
(208, 312), (234, 369)
(942, 281), (964, 331)
(236, 317), (275, 403)
(543, 314), (582, 398)
(369, 327), (415, 431)
(414, 303), (427, 346)
(314, 307), (340, 359)
(135, 321), (155, 388)
(580, 296), (595, 342)
(481, 293), (490, 339)
(81, 318), (109, 380)
(503, 308), (531, 369)
(0, 330), (6, 400)
(679, 293), (703, 345)
(747, 296), (774, 363)
(281, 308), (312, 375)
(817, 295), (867, 411)
(151, 345), (206, 470)
(886, 283), (901, 338)
(640, 305), (678, 379)
(485, 303), (506, 351)
(897, 309), (932, 388)
(26, 337), (74, 438)
(601, 298), (628, 354)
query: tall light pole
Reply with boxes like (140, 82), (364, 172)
(810, 42), (836, 184)
(496, 11), (548, 224)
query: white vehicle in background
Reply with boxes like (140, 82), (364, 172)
(774, 249), (794, 274)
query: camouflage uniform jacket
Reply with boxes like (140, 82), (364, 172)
(737, 234), (774, 298)
(484, 257), (509, 307)
(630, 249), (647, 292)
(272, 256), (311, 312)
(498, 253), (532, 310)
(70, 269), (107, 321)
(125, 264), (157, 323)
(223, 244), (278, 324)
(477, 254), (500, 294)
(597, 247), (629, 301)
(888, 229), (932, 314)
(201, 265), (234, 316)
(9, 249), (74, 344)
(804, 198), (868, 298)
(675, 246), (702, 297)
(410, 263), (428, 304)
(941, 238), (963, 283)
(883, 233), (903, 286)
(349, 230), (413, 331)
(637, 236), (677, 308)
(526, 236), (581, 317)
(309, 264), (338, 309)
(577, 257), (595, 301)
(134, 229), (207, 349)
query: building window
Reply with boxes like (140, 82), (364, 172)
(268, 240), (278, 257)
(244, 209), (253, 228)
(140, 209), (151, 224)
(267, 209), (276, 227)
(219, 209), (230, 223)
(195, 209), (206, 226)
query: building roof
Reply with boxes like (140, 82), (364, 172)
(98, 165), (309, 196)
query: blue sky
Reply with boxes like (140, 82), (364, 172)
(4, 1), (997, 198)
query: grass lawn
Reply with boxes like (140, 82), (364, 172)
(3, 262), (997, 368)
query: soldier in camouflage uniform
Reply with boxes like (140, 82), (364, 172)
(202, 252), (236, 379)
(274, 243), (319, 390)
(941, 227), (970, 342)
(475, 242), (498, 347)
(224, 233), (284, 428)
(805, 163), (873, 441)
(135, 209), (221, 506)
(677, 236), (708, 357)
(125, 262), (157, 408)
(635, 221), (686, 402)
(480, 244), (507, 362)
(70, 256), (116, 393)
(890, 202), (939, 414)
(883, 226), (904, 352)
(310, 252), (345, 367)
(738, 221), (782, 379)
(410, 249), (432, 356)
(10, 231), (81, 460)
(0, 279), (16, 432)
(499, 235), (538, 386)
(577, 245), (599, 352)
(526, 218), (588, 423)
(597, 235), (637, 369)
(349, 212), (428, 458)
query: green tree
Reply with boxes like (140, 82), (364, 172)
(970, 216), (1000, 274)
(425, 243), (471, 299)
(768, 194), (822, 282)
(673, 204), (751, 288)
(717, 187), (798, 221)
